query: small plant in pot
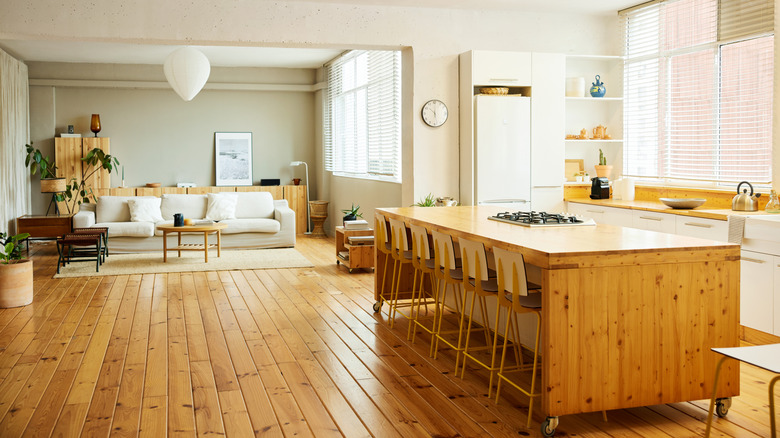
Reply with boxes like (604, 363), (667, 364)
(0, 232), (33, 308)
(412, 193), (436, 207)
(594, 148), (613, 179)
(341, 203), (363, 225)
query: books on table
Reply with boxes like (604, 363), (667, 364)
(344, 219), (369, 230)
(347, 235), (374, 245)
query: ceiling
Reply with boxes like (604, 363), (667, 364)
(0, 0), (640, 68)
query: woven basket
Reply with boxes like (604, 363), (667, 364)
(309, 200), (329, 218)
(480, 87), (510, 95)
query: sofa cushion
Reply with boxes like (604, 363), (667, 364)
(97, 196), (156, 223)
(160, 194), (208, 220)
(235, 192), (274, 219)
(206, 193), (238, 221)
(128, 198), (164, 222)
(219, 218), (281, 234)
(96, 221), (155, 237)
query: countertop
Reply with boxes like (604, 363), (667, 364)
(565, 197), (774, 221)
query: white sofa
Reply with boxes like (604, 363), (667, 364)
(73, 192), (295, 253)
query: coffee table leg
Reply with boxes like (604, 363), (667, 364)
(178, 232), (182, 258)
(217, 230), (222, 258)
(204, 231), (208, 263)
(163, 231), (168, 262)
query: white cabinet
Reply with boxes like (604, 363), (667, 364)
(775, 261), (780, 335)
(740, 250), (775, 334)
(631, 210), (676, 234)
(674, 216), (729, 241)
(530, 52), (565, 211)
(472, 51), (532, 86)
(532, 187), (564, 212)
(565, 202), (633, 227)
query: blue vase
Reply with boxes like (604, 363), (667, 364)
(590, 75), (606, 98)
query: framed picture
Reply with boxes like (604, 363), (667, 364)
(215, 132), (253, 186)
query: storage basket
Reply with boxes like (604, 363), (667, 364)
(480, 87), (510, 95)
(309, 200), (329, 217)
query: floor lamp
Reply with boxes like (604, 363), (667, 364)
(290, 161), (311, 234)
(41, 178), (67, 216)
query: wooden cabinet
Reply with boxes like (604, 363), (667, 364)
(335, 226), (374, 273)
(16, 214), (73, 239)
(55, 137), (111, 212)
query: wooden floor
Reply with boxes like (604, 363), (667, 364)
(0, 236), (777, 437)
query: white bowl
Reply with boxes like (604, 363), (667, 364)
(660, 198), (706, 209)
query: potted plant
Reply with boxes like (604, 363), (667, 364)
(594, 149), (613, 179)
(412, 193), (436, 207)
(341, 203), (363, 225)
(0, 232), (33, 308)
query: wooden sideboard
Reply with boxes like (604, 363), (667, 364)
(93, 185), (308, 234)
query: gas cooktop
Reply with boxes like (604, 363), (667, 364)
(488, 211), (596, 227)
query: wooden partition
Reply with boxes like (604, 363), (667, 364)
(94, 185), (306, 234)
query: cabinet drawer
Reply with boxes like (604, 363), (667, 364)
(740, 250), (774, 334)
(472, 51), (532, 86)
(674, 216), (728, 241)
(631, 210), (676, 234)
(566, 203), (632, 227)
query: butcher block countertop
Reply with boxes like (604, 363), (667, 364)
(566, 197), (772, 220)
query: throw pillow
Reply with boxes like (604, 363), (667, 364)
(127, 197), (164, 222)
(206, 193), (238, 221)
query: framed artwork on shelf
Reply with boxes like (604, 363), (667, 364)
(215, 132), (253, 186)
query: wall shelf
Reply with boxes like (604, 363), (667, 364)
(566, 96), (623, 102)
(565, 139), (623, 143)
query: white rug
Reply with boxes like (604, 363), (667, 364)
(53, 248), (314, 278)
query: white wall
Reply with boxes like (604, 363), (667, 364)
(0, 0), (623, 229)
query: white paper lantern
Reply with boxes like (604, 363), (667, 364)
(163, 47), (211, 101)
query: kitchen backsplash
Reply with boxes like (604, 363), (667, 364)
(563, 184), (771, 210)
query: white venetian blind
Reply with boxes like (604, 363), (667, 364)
(324, 50), (402, 182)
(621, 0), (774, 185)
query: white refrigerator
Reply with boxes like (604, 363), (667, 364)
(474, 95), (531, 211)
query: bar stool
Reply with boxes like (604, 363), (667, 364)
(409, 223), (438, 353)
(459, 237), (501, 395)
(492, 246), (542, 429)
(431, 229), (468, 373)
(372, 213), (393, 313)
(387, 218), (414, 330)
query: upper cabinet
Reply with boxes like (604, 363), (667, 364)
(471, 51), (532, 87)
(563, 55), (624, 181)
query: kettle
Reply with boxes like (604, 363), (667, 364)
(732, 181), (761, 211)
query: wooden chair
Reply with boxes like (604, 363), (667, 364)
(372, 213), (393, 313)
(431, 229), (468, 373)
(409, 223), (438, 353)
(492, 246), (542, 429)
(459, 237), (501, 395)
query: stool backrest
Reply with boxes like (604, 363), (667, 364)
(459, 237), (488, 282)
(431, 229), (456, 271)
(388, 218), (409, 253)
(409, 223), (431, 262)
(493, 246), (531, 310)
(375, 213), (390, 250)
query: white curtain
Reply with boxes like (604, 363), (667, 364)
(0, 48), (30, 234)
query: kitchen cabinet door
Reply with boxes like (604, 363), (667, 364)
(530, 52), (565, 189)
(565, 202), (632, 227)
(472, 51), (532, 87)
(674, 216), (728, 241)
(632, 210), (676, 234)
(774, 257), (780, 336)
(532, 187), (564, 212)
(740, 250), (774, 334)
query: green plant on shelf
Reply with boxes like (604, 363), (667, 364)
(599, 148), (607, 165)
(412, 193), (436, 207)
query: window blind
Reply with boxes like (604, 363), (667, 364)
(324, 50), (402, 182)
(621, 0), (773, 185)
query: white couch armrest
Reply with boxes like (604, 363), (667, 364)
(73, 203), (96, 228)
(274, 200), (296, 245)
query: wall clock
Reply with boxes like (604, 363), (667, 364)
(421, 99), (448, 127)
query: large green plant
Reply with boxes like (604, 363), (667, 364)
(0, 232), (30, 264)
(25, 143), (58, 179)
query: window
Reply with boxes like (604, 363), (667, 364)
(324, 50), (402, 182)
(621, 0), (774, 186)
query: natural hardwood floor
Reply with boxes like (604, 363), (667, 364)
(0, 236), (776, 437)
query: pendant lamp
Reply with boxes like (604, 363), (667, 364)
(163, 47), (211, 101)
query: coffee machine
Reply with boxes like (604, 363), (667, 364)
(590, 177), (610, 199)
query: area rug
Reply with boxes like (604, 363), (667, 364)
(53, 248), (314, 278)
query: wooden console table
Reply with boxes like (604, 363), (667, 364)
(16, 214), (74, 239)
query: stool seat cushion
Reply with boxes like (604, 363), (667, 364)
(505, 291), (542, 309)
(468, 277), (498, 292)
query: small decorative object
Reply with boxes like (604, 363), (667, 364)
(578, 128), (588, 140)
(293, 178), (301, 186)
(67, 125), (74, 134)
(90, 114), (101, 137)
(660, 198), (707, 209)
(215, 132), (253, 186)
(565, 77), (586, 97)
(0, 232), (33, 308)
(421, 99), (448, 127)
(590, 75), (606, 98)
(145, 183), (161, 188)
(435, 197), (457, 207)
(341, 203), (363, 225)
(173, 213), (184, 227)
(164, 47), (211, 101)
(592, 125), (607, 139)
(766, 189), (780, 213)
(309, 200), (329, 237)
(183, 218), (194, 226)
(594, 148), (613, 178)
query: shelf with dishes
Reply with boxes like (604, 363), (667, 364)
(565, 139), (623, 143)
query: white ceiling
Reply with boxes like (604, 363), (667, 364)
(0, 0), (640, 68)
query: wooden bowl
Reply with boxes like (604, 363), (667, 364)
(660, 198), (706, 209)
(145, 183), (161, 188)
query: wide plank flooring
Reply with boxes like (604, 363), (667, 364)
(0, 236), (776, 437)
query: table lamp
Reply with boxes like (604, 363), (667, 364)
(290, 161), (311, 234)
(40, 177), (67, 215)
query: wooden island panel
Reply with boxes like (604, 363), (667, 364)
(375, 206), (740, 419)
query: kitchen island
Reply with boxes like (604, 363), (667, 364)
(374, 206), (740, 428)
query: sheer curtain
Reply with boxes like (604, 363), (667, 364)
(0, 48), (30, 233)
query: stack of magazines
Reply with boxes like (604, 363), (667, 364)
(344, 219), (369, 230)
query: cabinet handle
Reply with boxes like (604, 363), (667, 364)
(586, 210), (604, 214)
(533, 185), (560, 189)
(742, 257), (766, 264)
(489, 78), (519, 82)
(639, 216), (663, 221)
(683, 222), (713, 228)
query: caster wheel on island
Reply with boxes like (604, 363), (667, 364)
(716, 397), (731, 417)
(372, 301), (382, 313)
(541, 416), (559, 437)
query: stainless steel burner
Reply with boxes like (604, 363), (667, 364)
(488, 211), (596, 227)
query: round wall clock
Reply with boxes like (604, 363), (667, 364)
(421, 99), (448, 127)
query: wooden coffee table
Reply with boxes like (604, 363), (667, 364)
(158, 223), (228, 263)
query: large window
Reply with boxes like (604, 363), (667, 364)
(621, 0), (774, 186)
(324, 50), (402, 182)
